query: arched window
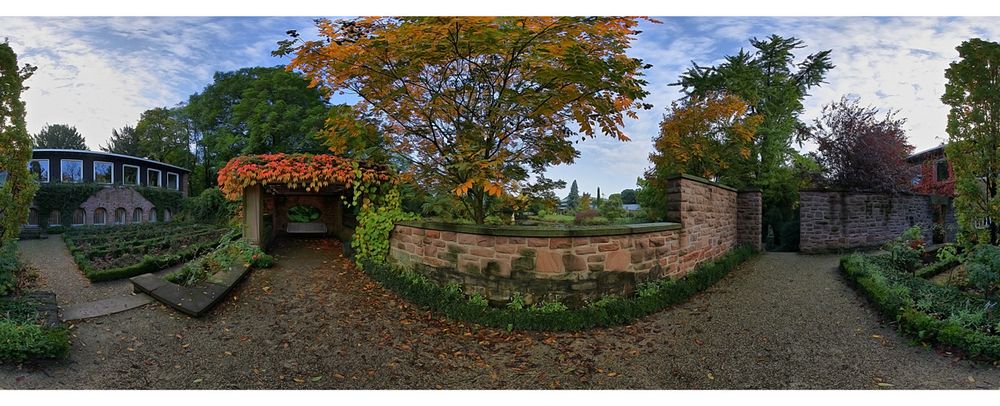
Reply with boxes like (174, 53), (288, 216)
(72, 209), (85, 226)
(48, 210), (60, 227)
(114, 208), (127, 225)
(94, 208), (107, 226)
(163, 209), (172, 222)
(148, 209), (157, 223)
(132, 208), (143, 224)
(27, 209), (38, 226)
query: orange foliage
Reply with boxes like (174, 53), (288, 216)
(277, 17), (653, 220)
(649, 93), (761, 181)
(216, 153), (392, 201)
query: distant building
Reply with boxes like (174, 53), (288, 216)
(24, 149), (190, 229)
(622, 204), (641, 212)
(908, 144), (954, 197)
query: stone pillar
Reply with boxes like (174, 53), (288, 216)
(737, 190), (763, 251)
(244, 185), (264, 247)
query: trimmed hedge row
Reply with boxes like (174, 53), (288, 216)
(63, 223), (228, 282)
(64, 222), (201, 244)
(841, 254), (1000, 361)
(362, 245), (756, 331)
(77, 229), (224, 260)
(914, 257), (960, 279)
(71, 240), (221, 282)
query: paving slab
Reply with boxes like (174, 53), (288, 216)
(61, 294), (155, 321)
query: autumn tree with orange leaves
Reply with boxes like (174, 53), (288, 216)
(276, 17), (652, 223)
(643, 93), (761, 218)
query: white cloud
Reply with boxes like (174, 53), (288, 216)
(554, 16), (1000, 196)
(0, 17), (309, 149)
(6, 16), (1000, 197)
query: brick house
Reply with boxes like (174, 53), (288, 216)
(908, 144), (955, 197)
(907, 144), (956, 242)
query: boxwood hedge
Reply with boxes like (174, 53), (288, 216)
(841, 253), (1000, 361)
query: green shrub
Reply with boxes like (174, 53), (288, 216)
(841, 253), (1000, 361)
(467, 293), (488, 307)
(361, 245), (755, 331)
(573, 209), (599, 225)
(0, 320), (70, 363)
(581, 216), (610, 226)
(287, 205), (321, 223)
(165, 238), (273, 286)
(965, 245), (1000, 296)
(0, 244), (17, 296)
(181, 188), (237, 225)
(882, 225), (924, 272)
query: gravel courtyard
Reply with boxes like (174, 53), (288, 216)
(2, 237), (999, 389)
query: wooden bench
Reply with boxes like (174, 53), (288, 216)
(286, 222), (328, 234)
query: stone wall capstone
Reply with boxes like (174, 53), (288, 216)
(389, 174), (757, 306)
(799, 190), (955, 253)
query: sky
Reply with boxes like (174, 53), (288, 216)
(2, 16), (999, 197)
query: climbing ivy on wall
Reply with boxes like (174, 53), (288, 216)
(216, 153), (403, 267)
(135, 186), (184, 220)
(32, 184), (104, 227)
(352, 185), (415, 268)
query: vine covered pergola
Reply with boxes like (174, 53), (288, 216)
(217, 153), (398, 263)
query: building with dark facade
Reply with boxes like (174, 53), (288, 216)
(24, 149), (190, 228)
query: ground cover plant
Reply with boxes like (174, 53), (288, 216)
(363, 245), (755, 331)
(64, 222), (227, 282)
(0, 295), (69, 363)
(165, 237), (273, 286)
(841, 247), (1000, 361)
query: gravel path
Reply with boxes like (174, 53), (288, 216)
(2, 239), (999, 389)
(16, 236), (180, 307)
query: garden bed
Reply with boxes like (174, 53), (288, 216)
(132, 239), (273, 317)
(64, 223), (228, 282)
(841, 253), (1000, 361)
(0, 292), (69, 363)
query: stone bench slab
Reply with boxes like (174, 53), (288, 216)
(286, 222), (328, 234)
(130, 263), (251, 317)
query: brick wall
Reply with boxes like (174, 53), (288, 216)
(799, 190), (955, 253)
(78, 187), (157, 225)
(389, 175), (757, 306)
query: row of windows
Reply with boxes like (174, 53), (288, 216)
(25, 208), (172, 227)
(27, 159), (180, 190)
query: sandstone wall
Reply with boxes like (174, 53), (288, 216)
(799, 190), (955, 253)
(389, 175), (756, 305)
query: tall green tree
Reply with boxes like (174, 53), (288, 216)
(0, 42), (39, 294)
(673, 35), (833, 247)
(943, 38), (1000, 245)
(101, 125), (142, 156)
(183, 66), (330, 189)
(620, 188), (637, 205)
(134, 107), (195, 170)
(32, 123), (87, 149)
(278, 17), (652, 223)
(564, 180), (581, 211)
